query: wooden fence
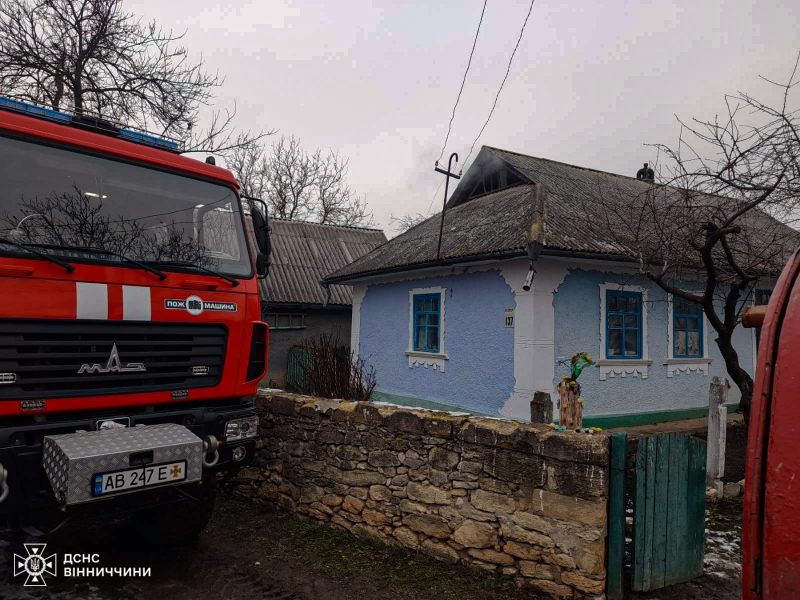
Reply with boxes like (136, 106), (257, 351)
(608, 432), (707, 597)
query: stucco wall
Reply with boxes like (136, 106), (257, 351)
(553, 268), (755, 417)
(358, 270), (516, 416)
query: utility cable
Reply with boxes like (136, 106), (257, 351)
(436, 0), (489, 164)
(462, 0), (536, 167)
(427, 179), (445, 215)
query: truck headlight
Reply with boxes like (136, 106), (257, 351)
(225, 415), (259, 441)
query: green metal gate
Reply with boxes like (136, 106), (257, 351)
(631, 432), (707, 591)
(286, 346), (312, 393)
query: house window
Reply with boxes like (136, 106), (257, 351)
(606, 290), (642, 359)
(264, 313), (306, 329)
(755, 289), (772, 306)
(673, 299), (703, 358)
(666, 294), (710, 376)
(406, 286), (447, 371)
(413, 294), (441, 352)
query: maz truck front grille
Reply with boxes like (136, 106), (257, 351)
(0, 319), (227, 400)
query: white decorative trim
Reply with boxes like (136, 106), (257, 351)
(665, 358), (712, 377)
(597, 359), (654, 380)
(350, 283), (368, 357)
(665, 293), (711, 377)
(405, 350), (449, 370)
(598, 283), (650, 380)
(408, 286), (447, 372)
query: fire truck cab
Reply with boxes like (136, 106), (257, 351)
(0, 98), (270, 540)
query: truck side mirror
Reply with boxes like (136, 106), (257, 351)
(250, 202), (271, 278)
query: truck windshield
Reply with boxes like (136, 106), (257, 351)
(0, 134), (251, 277)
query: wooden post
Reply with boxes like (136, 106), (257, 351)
(530, 391), (553, 423)
(558, 381), (583, 429)
(706, 376), (728, 496)
(607, 432), (628, 600)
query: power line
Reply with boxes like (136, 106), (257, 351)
(427, 179), (445, 215)
(462, 0), (536, 167)
(436, 0), (489, 164)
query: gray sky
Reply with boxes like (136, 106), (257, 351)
(132, 0), (799, 233)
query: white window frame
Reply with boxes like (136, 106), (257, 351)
(406, 286), (448, 371)
(666, 293), (712, 377)
(598, 283), (652, 380)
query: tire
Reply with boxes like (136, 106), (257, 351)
(133, 475), (217, 544)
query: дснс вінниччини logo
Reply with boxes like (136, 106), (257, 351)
(14, 543), (57, 586)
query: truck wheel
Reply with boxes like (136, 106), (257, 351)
(135, 476), (217, 544)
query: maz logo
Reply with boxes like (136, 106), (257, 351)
(78, 343), (146, 375)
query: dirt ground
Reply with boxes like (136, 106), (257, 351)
(0, 493), (745, 600)
(0, 495), (551, 600)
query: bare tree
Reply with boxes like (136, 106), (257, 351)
(226, 141), (267, 198)
(0, 0), (269, 152)
(389, 212), (429, 234)
(229, 135), (374, 227)
(572, 55), (800, 422)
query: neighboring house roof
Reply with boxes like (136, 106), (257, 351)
(260, 219), (387, 306)
(325, 146), (800, 283)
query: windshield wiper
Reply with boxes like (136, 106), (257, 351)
(0, 237), (75, 273)
(21, 243), (166, 281)
(144, 260), (240, 287)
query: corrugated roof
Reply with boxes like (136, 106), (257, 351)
(326, 146), (799, 282)
(260, 219), (386, 306)
(325, 184), (535, 282)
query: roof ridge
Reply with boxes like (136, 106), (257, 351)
(270, 217), (385, 233)
(484, 145), (650, 184)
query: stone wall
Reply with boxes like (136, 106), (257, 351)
(237, 392), (610, 599)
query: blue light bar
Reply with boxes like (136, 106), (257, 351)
(0, 97), (72, 124)
(118, 128), (180, 152)
(0, 95), (182, 153)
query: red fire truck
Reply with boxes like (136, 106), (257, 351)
(0, 97), (270, 541)
(743, 248), (800, 598)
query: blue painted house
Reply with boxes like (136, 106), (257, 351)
(323, 147), (788, 426)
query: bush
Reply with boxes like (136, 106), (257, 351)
(291, 333), (376, 402)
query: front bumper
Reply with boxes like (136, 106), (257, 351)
(0, 400), (257, 518)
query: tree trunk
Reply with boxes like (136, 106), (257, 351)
(715, 333), (754, 425)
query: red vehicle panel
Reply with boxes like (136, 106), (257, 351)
(744, 248), (800, 599)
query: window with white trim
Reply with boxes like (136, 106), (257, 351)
(606, 290), (642, 359)
(672, 298), (703, 358)
(666, 294), (711, 377)
(406, 287), (447, 371)
(412, 294), (441, 352)
(598, 283), (651, 380)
